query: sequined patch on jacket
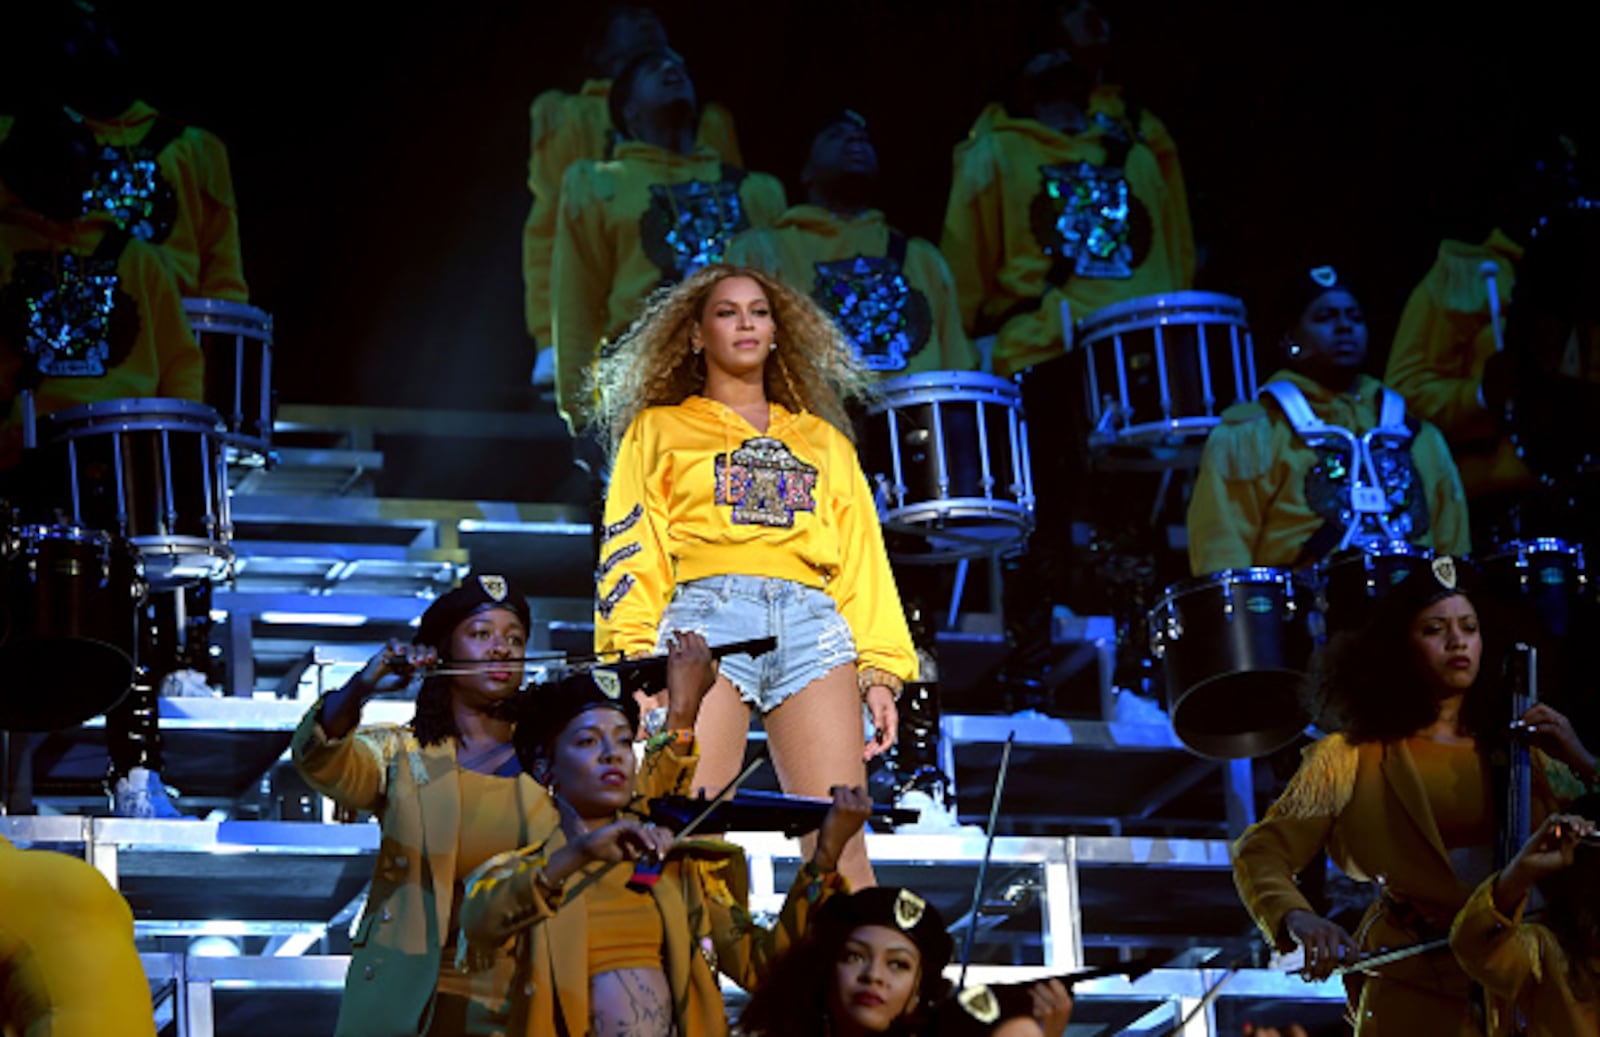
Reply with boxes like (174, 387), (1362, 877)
(82, 144), (178, 244)
(640, 175), (749, 282)
(0, 250), (137, 377)
(812, 255), (933, 371)
(715, 436), (818, 527)
(1029, 160), (1151, 282)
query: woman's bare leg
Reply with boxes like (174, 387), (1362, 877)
(690, 673), (755, 798)
(762, 664), (875, 888)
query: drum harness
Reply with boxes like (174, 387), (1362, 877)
(1260, 380), (1414, 553)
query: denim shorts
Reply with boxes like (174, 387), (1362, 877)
(656, 575), (858, 714)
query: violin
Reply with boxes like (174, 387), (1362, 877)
(491, 636), (777, 724)
(934, 958), (1161, 1035)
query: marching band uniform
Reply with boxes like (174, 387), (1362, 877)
(459, 832), (841, 1037)
(521, 80), (740, 349)
(725, 205), (975, 376)
(1186, 370), (1471, 575)
(551, 144), (785, 429)
(940, 101), (1191, 378)
(1450, 871), (1600, 1037)
(1384, 230), (1532, 500)
(289, 696), (697, 1036)
(75, 101), (248, 302)
(1235, 734), (1575, 1036)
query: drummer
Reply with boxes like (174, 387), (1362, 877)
(939, 45), (1192, 379)
(725, 110), (975, 376)
(1186, 264), (1471, 577)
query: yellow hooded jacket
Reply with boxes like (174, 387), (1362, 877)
(595, 396), (916, 687)
(1384, 230), (1532, 498)
(551, 143), (786, 429)
(940, 103), (1192, 378)
(522, 80), (742, 346)
(1186, 371), (1470, 576)
(0, 835), (156, 1037)
(725, 204), (976, 376)
(74, 102), (248, 302)
(0, 204), (203, 467)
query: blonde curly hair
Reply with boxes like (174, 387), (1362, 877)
(591, 264), (874, 457)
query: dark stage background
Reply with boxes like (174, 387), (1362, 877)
(15, 1), (1597, 423)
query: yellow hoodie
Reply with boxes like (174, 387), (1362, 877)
(0, 204), (203, 467)
(1186, 370), (1470, 575)
(551, 143), (786, 428)
(74, 101), (248, 302)
(521, 80), (742, 346)
(941, 103), (1192, 378)
(1384, 230), (1534, 498)
(0, 835), (156, 1037)
(595, 396), (916, 685)
(725, 204), (975, 376)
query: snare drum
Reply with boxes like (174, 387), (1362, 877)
(862, 371), (1034, 561)
(0, 525), (144, 730)
(183, 298), (274, 455)
(1314, 542), (1435, 638)
(36, 398), (233, 589)
(1148, 568), (1311, 758)
(1480, 537), (1589, 638)
(1077, 292), (1260, 450)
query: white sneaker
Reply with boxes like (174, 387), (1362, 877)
(160, 669), (217, 698)
(112, 767), (187, 819)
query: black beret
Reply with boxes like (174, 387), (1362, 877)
(512, 667), (642, 774)
(413, 573), (531, 652)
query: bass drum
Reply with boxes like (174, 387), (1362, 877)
(1149, 568), (1311, 758)
(0, 525), (145, 731)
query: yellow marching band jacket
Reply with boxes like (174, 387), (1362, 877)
(290, 696), (700, 1037)
(1186, 370), (1471, 576)
(1234, 733), (1597, 1037)
(521, 79), (742, 347)
(550, 141), (787, 428)
(939, 98), (1194, 378)
(459, 834), (844, 1037)
(725, 204), (977, 377)
(1383, 230), (1531, 500)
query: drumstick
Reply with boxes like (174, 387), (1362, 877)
(1480, 261), (1506, 353)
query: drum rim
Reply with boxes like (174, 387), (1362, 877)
(11, 523), (114, 547)
(1076, 290), (1250, 336)
(43, 396), (225, 430)
(1480, 536), (1585, 560)
(182, 296), (273, 321)
(1155, 567), (1297, 608)
(870, 369), (1020, 396)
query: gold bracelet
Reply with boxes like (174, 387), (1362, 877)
(857, 668), (903, 702)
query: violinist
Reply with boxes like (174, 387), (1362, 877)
(289, 573), (712, 1037)
(457, 662), (870, 1037)
(1233, 556), (1599, 1035)
(737, 886), (1074, 1037)
(1450, 799), (1600, 1036)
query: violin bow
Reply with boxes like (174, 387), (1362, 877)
(1331, 937), (1451, 977)
(957, 731), (1016, 989)
(556, 754), (768, 907)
